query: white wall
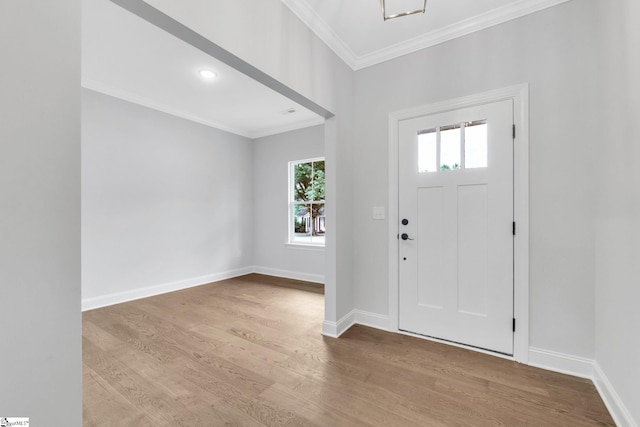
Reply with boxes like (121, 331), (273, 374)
(0, 0), (81, 423)
(253, 125), (325, 283)
(352, 1), (599, 358)
(82, 89), (254, 308)
(594, 0), (640, 424)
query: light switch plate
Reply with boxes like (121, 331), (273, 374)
(372, 206), (385, 220)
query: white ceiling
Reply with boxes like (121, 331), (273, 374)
(282, 0), (571, 70)
(82, 0), (324, 139)
(83, 0), (570, 136)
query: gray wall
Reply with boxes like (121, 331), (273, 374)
(82, 89), (254, 305)
(595, 0), (640, 422)
(0, 0), (81, 423)
(353, 1), (599, 358)
(253, 125), (325, 282)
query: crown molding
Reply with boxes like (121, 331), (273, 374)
(82, 79), (324, 140)
(357, 0), (572, 68)
(82, 79), (252, 138)
(282, 0), (572, 71)
(281, 0), (359, 70)
(249, 116), (325, 140)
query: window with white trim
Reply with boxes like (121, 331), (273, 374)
(289, 158), (325, 246)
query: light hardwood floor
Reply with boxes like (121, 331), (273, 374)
(83, 274), (614, 426)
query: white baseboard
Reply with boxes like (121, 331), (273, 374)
(81, 266), (253, 311)
(594, 362), (638, 427)
(82, 265), (324, 311)
(353, 310), (391, 332)
(525, 347), (638, 424)
(253, 266), (324, 284)
(321, 320), (338, 337)
(322, 310), (355, 338)
(322, 309), (390, 338)
(528, 347), (594, 379)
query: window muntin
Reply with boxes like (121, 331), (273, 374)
(289, 158), (325, 246)
(418, 120), (487, 173)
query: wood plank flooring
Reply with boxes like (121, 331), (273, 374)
(83, 274), (614, 426)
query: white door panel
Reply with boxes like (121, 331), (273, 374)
(398, 100), (514, 354)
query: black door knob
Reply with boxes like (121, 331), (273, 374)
(401, 218), (409, 225)
(401, 233), (413, 241)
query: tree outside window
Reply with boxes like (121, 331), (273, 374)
(290, 158), (325, 245)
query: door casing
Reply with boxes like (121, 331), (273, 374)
(387, 84), (530, 363)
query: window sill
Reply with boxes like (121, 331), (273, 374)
(285, 243), (325, 252)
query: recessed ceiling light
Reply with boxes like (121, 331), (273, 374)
(199, 69), (217, 79)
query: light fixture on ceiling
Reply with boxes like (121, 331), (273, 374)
(198, 69), (217, 79)
(380, 0), (427, 21)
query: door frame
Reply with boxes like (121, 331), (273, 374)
(387, 84), (530, 363)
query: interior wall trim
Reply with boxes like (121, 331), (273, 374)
(81, 267), (254, 311)
(529, 348), (637, 427)
(81, 266), (327, 312)
(352, 310), (391, 332)
(594, 362), (638, 427)
(282, 0), (571, 70)
(82, 81), (250, 137)
(322, 310), (356, 338)
(252, 266), (324, 284)
(528, 347), (594, 379)
(82, 83), (325, 139)
(322, 309), (390, 339)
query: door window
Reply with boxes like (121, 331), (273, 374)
(417, 120), (488, 173)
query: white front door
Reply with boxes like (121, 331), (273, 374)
(398, 100), (514, 355)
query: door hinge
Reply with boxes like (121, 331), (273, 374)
(512, 124), (516, 139)
(513, 318), (516, 332)
(512, 221), (516, 236)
